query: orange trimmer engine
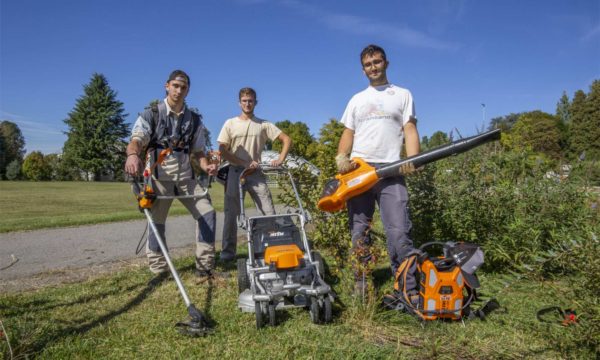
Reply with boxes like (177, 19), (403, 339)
(264, 244), (304, 270)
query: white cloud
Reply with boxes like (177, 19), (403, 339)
(278, 0), (460, 50)
(582, 23), (600, 42)
(1, 110), (63, 136)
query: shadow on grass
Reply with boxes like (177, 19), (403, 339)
(6, 263), (222, 358)
(5, 272), (170, 358)
(0, 282), (147, 317)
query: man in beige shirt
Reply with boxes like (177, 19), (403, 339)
(217, 87), (291, 262)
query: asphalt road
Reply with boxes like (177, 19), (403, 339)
(0, 208), (274, 284)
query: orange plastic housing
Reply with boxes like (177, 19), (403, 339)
(138, 186), (155, 209)
(317, 158), (379, 212)
(264, 244), (304, 269)
(419, 259), (466, 320)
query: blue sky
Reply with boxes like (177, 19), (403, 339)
(1, 0), (599, 155)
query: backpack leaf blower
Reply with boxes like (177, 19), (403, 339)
(317, 129), (501, 212)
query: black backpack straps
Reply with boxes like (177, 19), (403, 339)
(190, 110), (202, 148)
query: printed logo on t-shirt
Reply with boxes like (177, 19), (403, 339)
(356, 102), (393, 124)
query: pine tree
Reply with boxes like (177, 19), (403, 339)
(556, 91), (570, 124)
(62, 73), (129, 180)
(581, 80), (600, 160)
(555, 91), (571, 156)
(569, 89), (590, 160)
(569, 80), (600, 160)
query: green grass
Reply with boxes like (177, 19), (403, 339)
(0, 181), (266, 233)
(0, 252), (592, 359)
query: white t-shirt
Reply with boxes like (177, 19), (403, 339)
(340, 84), (416, 163)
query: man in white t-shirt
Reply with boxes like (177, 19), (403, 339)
(217, 87), (292, 262)
(336, 44), (421, 297)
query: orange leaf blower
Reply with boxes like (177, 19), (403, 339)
(317, 129), (501, 212)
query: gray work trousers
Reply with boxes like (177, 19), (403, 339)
(347, 169), (417, 291)
(221, 166), (275, 259)
(146, 179), (216, 273)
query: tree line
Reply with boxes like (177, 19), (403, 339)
(1, 74), (599, 181)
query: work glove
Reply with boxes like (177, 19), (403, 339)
(399, 161), (422, 175)
(335, 153), (356, 174)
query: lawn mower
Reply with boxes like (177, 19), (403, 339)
(236, 165), (335, 328)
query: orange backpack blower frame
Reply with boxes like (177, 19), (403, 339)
(388, 242), (483, 321)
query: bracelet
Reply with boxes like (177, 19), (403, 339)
(127, 153), (138, 157)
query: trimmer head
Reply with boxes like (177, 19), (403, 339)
(175, 304), (214, 337)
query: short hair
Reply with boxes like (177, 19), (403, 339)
(360, 44), (387, 65)
(167, 69), (191, 86)
(239, 87), (257, 100)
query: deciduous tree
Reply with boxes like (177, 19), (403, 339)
(272, 120), (316, 161)
(0, 121), (26, 179)
(22, 151), (51, 181)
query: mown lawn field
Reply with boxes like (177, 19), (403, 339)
(0, 250), (590, 359)
(0, 181), (262, 233)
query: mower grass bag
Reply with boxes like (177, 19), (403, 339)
(385, 242), (484, 321)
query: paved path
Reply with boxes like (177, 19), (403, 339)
(0, 207), (281, 285)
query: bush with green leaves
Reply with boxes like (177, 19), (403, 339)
(407, 143), (599, 354)
(277, 119), (352, 266)
(22, 151), (52, 181)
(408, 145), (597, 271)
(5, 159), (21, 180)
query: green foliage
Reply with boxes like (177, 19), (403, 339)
(408, 145), (597, 270)
(569, 81), (600, 161)
(44, 153), (80, 180)
(62, 73), (129, 181)
(0, 120), (26, 179)
(421, 130), (449, 150)
(5, 159), (21, 180)
(503, 111), (562, 159)
(272, 120), (317, 161)
(487, 112), (522, 132)
(22, 151), (51, 181)
(556, 91), (571, 124)
(278, 119), (351, 265)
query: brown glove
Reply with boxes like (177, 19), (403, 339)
(335, 153), (356, 174)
